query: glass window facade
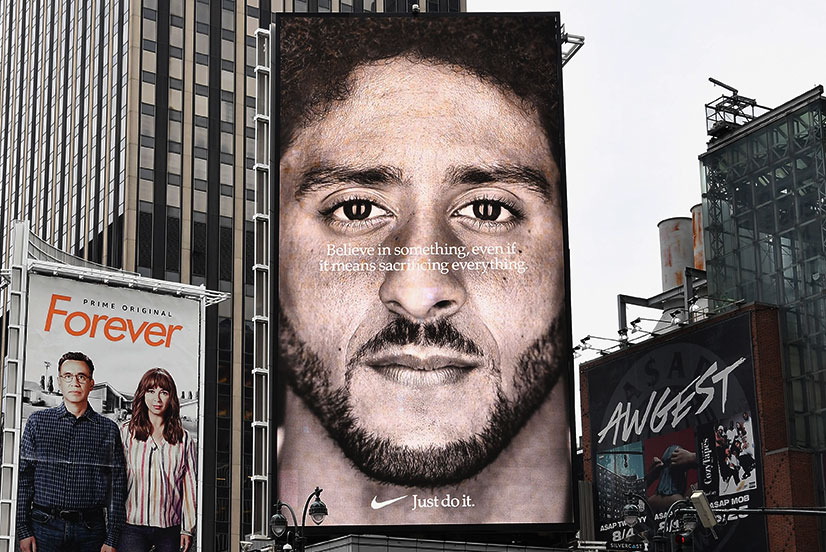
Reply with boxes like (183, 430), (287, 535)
(702, 97), (826, 450)
(0, 1), (466, 549)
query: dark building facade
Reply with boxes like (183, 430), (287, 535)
(701, 86), (826, 547)
(701, 86), (826, 450)
(0, 1), (463, 551)
(594, 463), (645, 522)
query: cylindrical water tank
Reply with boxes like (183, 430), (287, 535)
(691, 203), (705, 270)
(658, 217), (693, 291)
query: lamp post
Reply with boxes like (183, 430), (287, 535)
(270, 487), (329, 552)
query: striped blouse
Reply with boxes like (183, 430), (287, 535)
(120, 423), (197, 535)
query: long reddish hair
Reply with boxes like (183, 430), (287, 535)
(129, 367), (184, 444)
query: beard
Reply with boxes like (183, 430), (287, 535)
(278, 312), (565, 488)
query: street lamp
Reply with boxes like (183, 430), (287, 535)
(271, 487), (329, 552)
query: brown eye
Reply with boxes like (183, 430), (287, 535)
(455, 199), (516, 223)
(452, 195), (523, 234)
(322, 194), (393, 234)
(328, 198), (389, 223)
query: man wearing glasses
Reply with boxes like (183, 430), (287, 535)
(17, 352), (127, 552)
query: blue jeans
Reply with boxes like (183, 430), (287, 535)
(119, 523), (181, 552)
(30, 508), (106, 552)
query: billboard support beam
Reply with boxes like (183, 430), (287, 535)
(0, 222), (31, 552)
(560, 26), (585, 67)
(252, 24), (273, 545)
(617, 266), (707, 333)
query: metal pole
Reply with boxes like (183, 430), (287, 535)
(299, 487), (322, 552)
(277, 501), (299, 550)
(674, 507), (826, 516)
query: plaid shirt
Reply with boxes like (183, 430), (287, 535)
(16, 403), (127, 547)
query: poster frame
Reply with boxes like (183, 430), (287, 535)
(583, 311), (769, 551)
(271, 11), (577, 539)
(0, 228), (228, 552)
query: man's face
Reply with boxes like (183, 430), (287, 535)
(279, 58), (566, 485)
(58, 359), (94, 408)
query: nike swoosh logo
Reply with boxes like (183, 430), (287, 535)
(371, 495), (409, 509)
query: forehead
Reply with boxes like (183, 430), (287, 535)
(143, 374), (172, 388)
(284, 58), (555, 179)
(60, 359), (90, 375)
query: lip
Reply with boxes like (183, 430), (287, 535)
(361, 347), (481, 387)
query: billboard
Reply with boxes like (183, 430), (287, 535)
(14, 272), (204, 551)
(275, 13), (574, 530)
(586, 313), (768, 551)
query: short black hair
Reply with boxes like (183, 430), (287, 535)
(58, 351), (95, 376)
(278, 14), (562, 163)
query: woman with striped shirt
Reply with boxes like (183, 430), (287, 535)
(120, 368), (197, 552)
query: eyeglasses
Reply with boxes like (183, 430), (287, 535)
(59, 373), (91, 384)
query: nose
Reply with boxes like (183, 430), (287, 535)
(379, 223), (466, 321)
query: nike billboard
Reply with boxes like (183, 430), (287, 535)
(275, 13), (575, 532)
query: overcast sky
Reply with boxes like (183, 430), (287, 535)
(467, 0), (826, 436)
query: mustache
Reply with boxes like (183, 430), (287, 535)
(353, 318), (483, 361)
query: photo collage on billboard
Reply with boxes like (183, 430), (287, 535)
(275, 13), (575, 530)
(586, 313), (768, 552)
(15, 272), (204, 552)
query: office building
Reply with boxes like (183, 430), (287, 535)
(700, 84), (826, 549)
(702, 85), (826, 450)
(0, 1), (462, 551)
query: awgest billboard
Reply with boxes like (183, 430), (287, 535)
(586, 313), (768, 551)
(275, 13), (574, 529)
(16, 273), (203, 551)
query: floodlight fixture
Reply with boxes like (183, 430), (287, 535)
(690, 490), (718, 529)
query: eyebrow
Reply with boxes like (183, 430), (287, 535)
(445, 164), (555, 201)
(293, 162), (555, 201)
(295, 165), (403, 199)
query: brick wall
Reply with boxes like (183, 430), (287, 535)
(752, 306), (819, 552)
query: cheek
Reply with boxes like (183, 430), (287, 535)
(472, 266), (556, 338)
(279, 224), (385, 378)
(472, 234), (564, 394)
(280, 237), (382, 321)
